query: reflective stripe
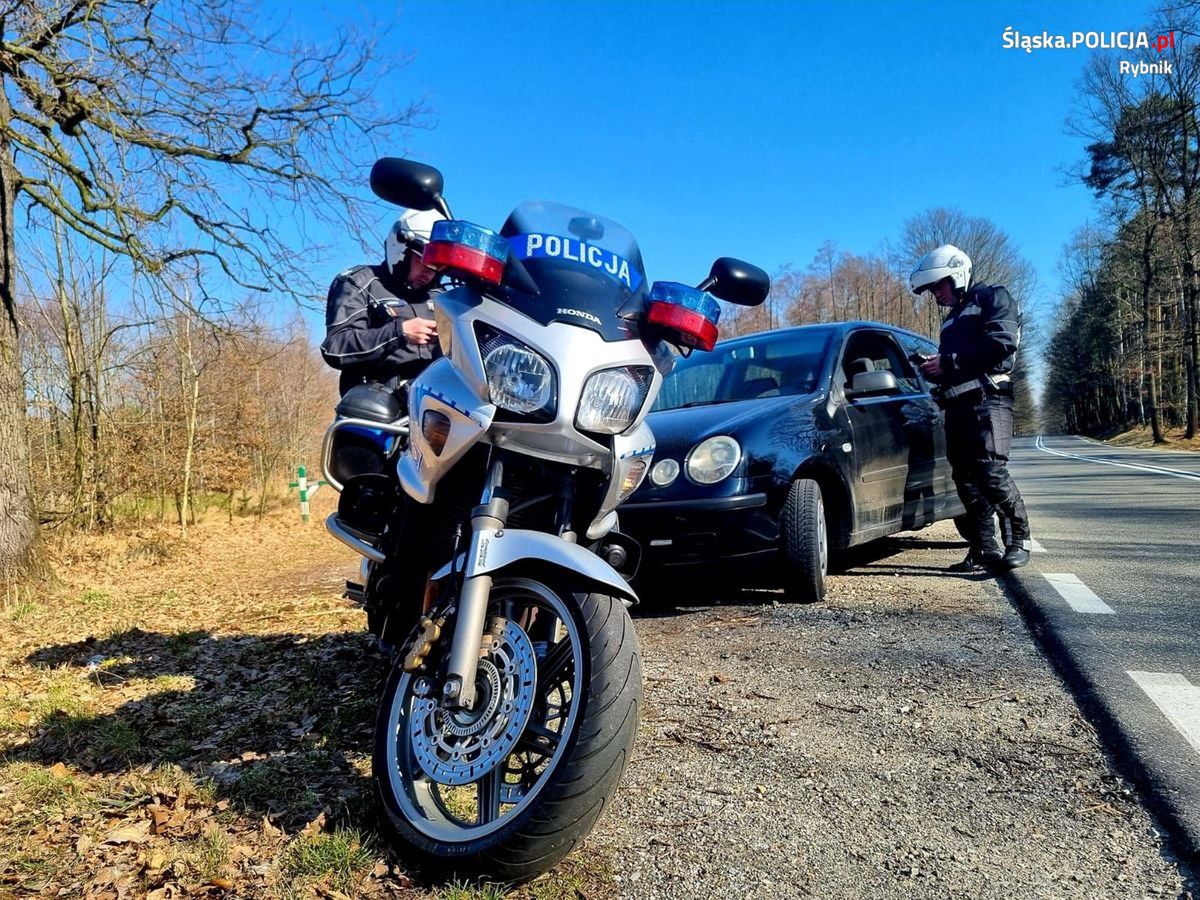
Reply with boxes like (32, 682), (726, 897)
(326, 306), (368, 330)
(327, 334), (403, 361)
(941, 374), (1011, 400)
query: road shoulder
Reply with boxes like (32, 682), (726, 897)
(1001, 563), (1200, 871)
(589, 521), (1190, 899)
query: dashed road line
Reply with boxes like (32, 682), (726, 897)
(1030, 538), (1046, 553)
(1035, 435), (1200, 482)
(1128, 671), (1200, 757)
(1043, 572), (1115, 614)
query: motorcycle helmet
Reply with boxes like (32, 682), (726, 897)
(385, 208), (446, 275)
(910, 244), (972, 296)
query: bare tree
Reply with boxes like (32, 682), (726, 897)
(0, 0), (419, 588)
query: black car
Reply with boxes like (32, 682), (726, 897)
(619, 322), (965, 602)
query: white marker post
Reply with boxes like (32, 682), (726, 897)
(288, 465), (327, 523)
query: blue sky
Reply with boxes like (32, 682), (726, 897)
(295, 0), (1161, 366)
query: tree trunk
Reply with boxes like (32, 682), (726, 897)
(1141, 223), (1166, 443)
(1186, 286), (1200, 438)
(177, 314), (200, 538)
(0, 81), (49, 593)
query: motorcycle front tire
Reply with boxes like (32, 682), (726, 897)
(372, 589), (641, 883)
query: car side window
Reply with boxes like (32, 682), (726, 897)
(841, 331), (921, 393)
(895, 334), (939, 394)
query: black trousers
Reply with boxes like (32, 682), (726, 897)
(944, 391), (1030, 549)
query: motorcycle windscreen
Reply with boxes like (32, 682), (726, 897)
(499, 200), (649, 342)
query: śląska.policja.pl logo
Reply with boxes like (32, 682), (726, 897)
(1001, 27), (1178, 78)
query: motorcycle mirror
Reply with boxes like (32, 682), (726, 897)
(370, 158), (449, 216)
(697, 257), (771, 307)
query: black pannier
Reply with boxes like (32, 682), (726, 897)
(327, 384), (406, 488)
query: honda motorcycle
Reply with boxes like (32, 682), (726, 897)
(321, 158), (768, 881)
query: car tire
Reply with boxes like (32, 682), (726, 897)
(780, 478), (827, 604)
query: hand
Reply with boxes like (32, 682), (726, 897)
(920, 355), (944, 379)
(402, 317), (438, 346)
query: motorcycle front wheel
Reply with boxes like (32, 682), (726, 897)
(372, 577), (641, 883)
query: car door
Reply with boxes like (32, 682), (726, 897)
(837, 329), (915, 534)
(895, 331), (960, 523)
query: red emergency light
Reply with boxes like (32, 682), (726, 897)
(644, 281), (721, 351)
(422, 220), (508, 285)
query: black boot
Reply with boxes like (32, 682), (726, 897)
(1003, 539), (1032, 569)
(949, 544), (1003, 574)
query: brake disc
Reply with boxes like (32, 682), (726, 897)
(408, 617), (539, 786)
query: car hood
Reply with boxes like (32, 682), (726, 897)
(645, 394), (813, 450)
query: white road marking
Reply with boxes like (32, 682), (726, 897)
(1043, 573), (1115, 614)
(1030, 538), (1046, 553)
(1127, 671), (1200, 757)
(1034, 435), (1200, 482)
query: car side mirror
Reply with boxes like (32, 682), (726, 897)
(697, 257), (770, 307)
(370, 158), (450, 216)
(847, 370), (898, 397)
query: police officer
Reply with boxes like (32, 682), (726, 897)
(321, 207), (446, 395)
(910, 244), (1032, 572)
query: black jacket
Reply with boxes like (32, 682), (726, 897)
(936, 283), (1021, 383)
(320, 264), (441, 395)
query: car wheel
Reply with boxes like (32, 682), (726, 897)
(780, 478), (827, 604)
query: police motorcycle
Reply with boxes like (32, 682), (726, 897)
(321, 158), (769, 881)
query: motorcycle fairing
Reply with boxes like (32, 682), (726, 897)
(586, 422), (655, 539)
(435, 289), (664, 470)
(399, 357), (496, 504)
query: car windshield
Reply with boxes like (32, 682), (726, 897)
(652, 327), (835, 412)
(497, 201), (648, 338)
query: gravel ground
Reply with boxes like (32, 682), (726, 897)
(586, 521), (1194, 900)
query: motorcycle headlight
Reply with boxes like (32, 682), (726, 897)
(686, 435), (741, 485)
(477, 325), (555, 418)
(576, 366), (654, 435)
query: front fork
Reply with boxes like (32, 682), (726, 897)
(441, 453), (576, 710)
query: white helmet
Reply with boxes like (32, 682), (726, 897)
(385, 207), (446, 275)
(910, 244), (972, 295)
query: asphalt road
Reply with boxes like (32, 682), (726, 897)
(1004, 433), (1200, 865)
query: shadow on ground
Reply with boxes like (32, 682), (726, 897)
(632, 530), (976, 617)
(22, 627), (387, 829)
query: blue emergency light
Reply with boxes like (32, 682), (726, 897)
(645, 281), (721, 351)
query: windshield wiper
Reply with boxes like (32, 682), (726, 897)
(674, 399), (729, 409)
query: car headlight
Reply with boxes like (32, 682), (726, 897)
(650, 458), (679, 486)
(686, 435), (741, 485)
(477, 325), (555, 417)
(576, 366), (654, 434)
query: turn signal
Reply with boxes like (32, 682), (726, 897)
(422, 410), (452, 456)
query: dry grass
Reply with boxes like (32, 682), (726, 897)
(0, 492), (616, 898)
(1103, 424), (1200, 451)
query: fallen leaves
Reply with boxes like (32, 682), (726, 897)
(0, 500), (618, 899)
(102, 818), (151, 845)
